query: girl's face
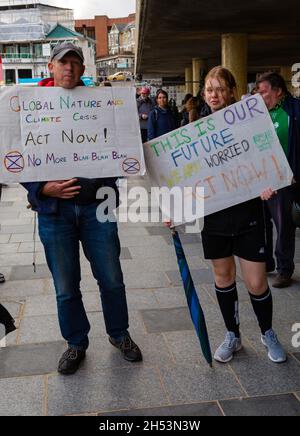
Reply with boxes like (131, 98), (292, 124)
(157, 93), (168, 108)
(204, 78), (234, 112)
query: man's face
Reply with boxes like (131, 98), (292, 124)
(257, 81), (283, 110)
(48, 53), (85, 89)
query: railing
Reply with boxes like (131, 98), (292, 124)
(0, 53), (48, 61)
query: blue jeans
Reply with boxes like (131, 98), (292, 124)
(38, 201), (129, 350)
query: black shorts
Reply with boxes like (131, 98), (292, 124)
(201, 229), (266, 263)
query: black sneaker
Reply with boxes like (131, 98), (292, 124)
(0, 273), (5, 284)
(57, 348), (86, 375)
(109, 334), (143, 362)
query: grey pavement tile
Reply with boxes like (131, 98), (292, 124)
(0, 342), (66, 378)
(100, 402), (222, 416)
(271, 295), (300, 322)
(47, 367), (169, 416)
(128, 245), (176, 259)
(0, 376), (45, 416)
(0, 278), (49, 298)
(229, 356), (300, 396)
(160, 364), (244, 403)
(0, 243), (20, 254)
(17, 242), (44, 253)
(18, 314), (62, 344)
(241, 320), (300, 354)
(0, 202), (14, 207)
(163, 329), (257, 366)
(23, 292), (102, 317)
(146, 226), (172, 236)
(118, 227), (149, 237)
(123, 271), (170, 289)
(10, 233), (40, 243)
(120, 247), (132, 260)
(126, 289), (159, 310)
(163, 233), (202, 246)
(141, 307), (194, 333)
(0, 234), (10, 243)
(0, 253), (46, 267)
(121, 257), (178, 273)
(119, 235), (169, 248)
(23, 290), (158, 317)
(220, 394), (300, 416)
(18, 311), (146, 344)
(78, 334), (174, 372)
(0, 225), (34, 234)
(154, 287), (195, 308)
(165, 269), (215, 286)
(10, 264), (51, 281)
(0, 218), (32, 226)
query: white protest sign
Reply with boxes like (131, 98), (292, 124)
(144, 94), (293, 224)
(0, 86), (145, 182)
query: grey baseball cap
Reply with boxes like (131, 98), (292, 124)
(50, 43), (84, 63)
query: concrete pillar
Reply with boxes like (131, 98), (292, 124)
(222, 34), (248, 99)
(280, 66), (292, 93)
(185, 66), (193, 95)
(192, 58), (205, 96)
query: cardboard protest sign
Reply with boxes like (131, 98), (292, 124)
(144, 95), (293, 224)
(0, 86), (145, 182)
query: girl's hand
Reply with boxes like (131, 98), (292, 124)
(164, 220), (173, 228)
(261, 188), (277, 201)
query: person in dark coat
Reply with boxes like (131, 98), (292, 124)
(147, 89), (178, 140)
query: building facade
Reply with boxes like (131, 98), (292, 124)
(75, 14), (135, 59)
(0, 1), (96, 84)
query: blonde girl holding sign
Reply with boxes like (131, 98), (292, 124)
(200, 66), (286, 364)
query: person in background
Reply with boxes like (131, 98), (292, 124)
(180, 93), (193, 126)
(147, 89), (178, 140)
(257, 72), (300, 288)
(137, 87), (155, 143)
(186, 96), (201, 124)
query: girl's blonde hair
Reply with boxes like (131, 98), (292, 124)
(204, 66), (238, 104)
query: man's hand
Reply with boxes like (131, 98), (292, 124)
(261, 188), (277, 201)
(41, 179), (81, 199)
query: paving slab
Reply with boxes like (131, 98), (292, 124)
(229, 356), (300, 396)
(100, 402), (223, 416)
(160, 364), (245, 403)
(0, 376), (45, 416)
(0, 342), (66, 378)
(220, 394), (300, 416)
(10, 264), (51, 281)
(141, 307), (194, 333)
(165, 269), (215, 286)
(47, 367), (169, 416)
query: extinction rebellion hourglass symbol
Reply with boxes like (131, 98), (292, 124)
(4, 151), (25, 173)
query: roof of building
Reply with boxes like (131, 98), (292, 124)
(111, 23), (127, 33)
(46, 23), (85, 40)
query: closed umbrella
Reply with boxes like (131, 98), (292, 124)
(172, 230), (213, 367)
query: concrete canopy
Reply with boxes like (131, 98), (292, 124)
(136, 0), (300, 75)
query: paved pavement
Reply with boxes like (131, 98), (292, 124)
(0, 181), (300, 416)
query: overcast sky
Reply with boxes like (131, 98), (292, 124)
(44, 0), (136, 19)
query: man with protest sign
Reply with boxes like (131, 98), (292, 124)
(22, 43), (142, 375)
(257, 72), (300, 288)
